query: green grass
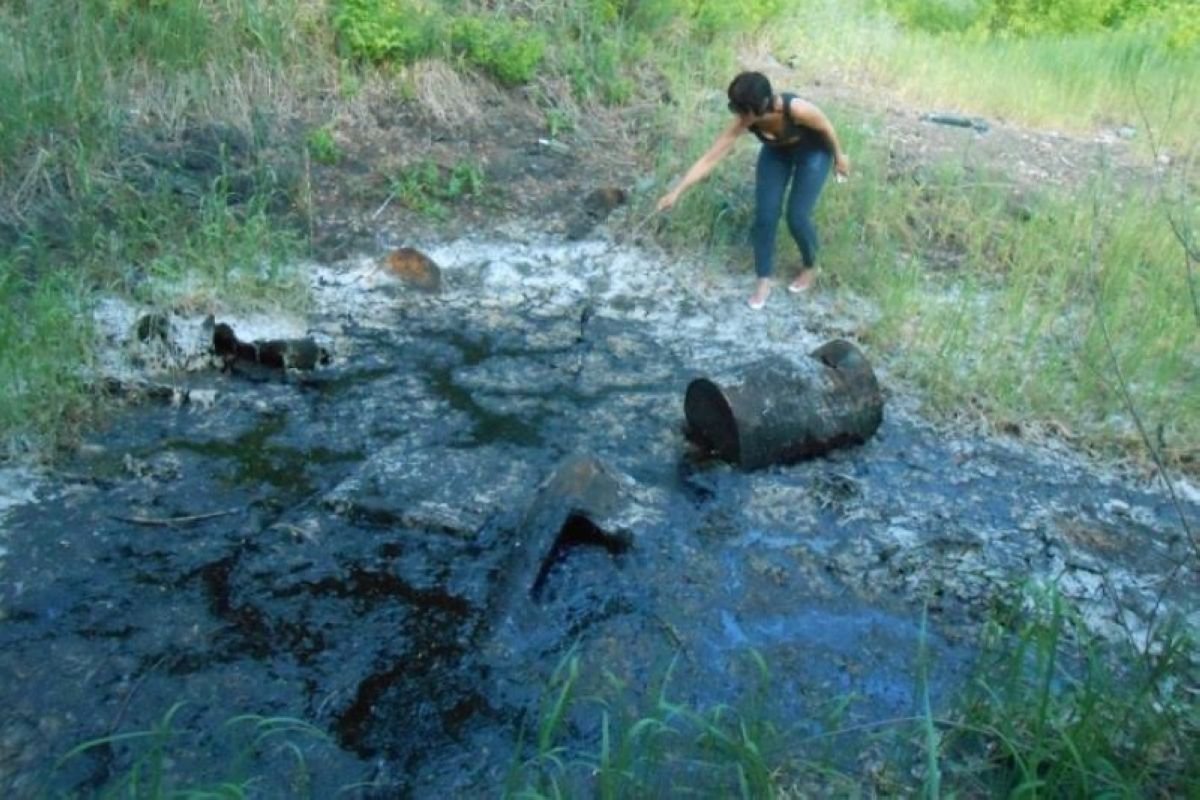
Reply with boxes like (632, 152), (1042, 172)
(938, 588), (1200, 796)
(48, 703), (332, 799)
(306, 126), (342, 165)
(0, 0), (327, 169)
(780, 0), (1200, 152)
(0, 264), (95, 458)
(388, 158), (486, 219)
(505, 648), (793, 798)
(333, 0), (546, 85)
(824, 147), (1200, 471)
(503, 587), (1198, 798)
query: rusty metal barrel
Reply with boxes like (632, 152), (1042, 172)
(684, 340), (883, 469)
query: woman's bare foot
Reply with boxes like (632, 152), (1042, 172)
(747, 278), (772, 310)
(787, 269), (816, 293)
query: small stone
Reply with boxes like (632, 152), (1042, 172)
(1103, 498), (1131, 517)
(187, 389), (218, 410)
(1117, 126), (1137, 140)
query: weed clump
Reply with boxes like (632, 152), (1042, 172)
(333, 0), (546, 85)
(939, 589), (1199, 796)
(389, 159), (485, 219)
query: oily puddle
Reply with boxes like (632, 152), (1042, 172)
(1, 235), (1195, 796)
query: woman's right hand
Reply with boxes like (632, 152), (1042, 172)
(656, 189), (680, 212)
(834, 151), (851, 178)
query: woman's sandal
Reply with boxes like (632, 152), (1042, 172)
(788, 271), (816, 293)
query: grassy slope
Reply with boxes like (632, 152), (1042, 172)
(0, 0), (327, 458)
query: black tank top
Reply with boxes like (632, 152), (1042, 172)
(749, 93), (824, 150)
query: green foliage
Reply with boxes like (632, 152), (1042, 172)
(941, 587), (1199, 796)
(544, 108), (575, 138)
(688, 0), (786, 40)
(983, 0), (1144, 35)
(333, 0), (544, 84)
(0, 263), (94, 458)
(547, 0), (784, 103)
(129, 192), (308, 311)
(331, 0), (440, 63)
(881, 0), (987, 33)
(390, 159), (485, 218)
(879, 0), (1200, 44)
(50, 703), (332, 798)
(445, 160), (485, 198)
(845, 153), (1196, 467)
(306, 126), (341, 165)
(578, 37), (637, 103)
(1151, 0), (1200, 49)
(506, 649), (786, 798)
(449, 16), (545, 85)
(0, 0), (320, 170)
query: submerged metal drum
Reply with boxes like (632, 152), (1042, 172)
(684, 340), (884, 470)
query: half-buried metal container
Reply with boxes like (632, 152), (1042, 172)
(684, 340), (884, 470)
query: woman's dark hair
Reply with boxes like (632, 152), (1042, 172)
(727, 71), (773, 116)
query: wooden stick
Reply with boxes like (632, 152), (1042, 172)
(113, 509), (239, 527)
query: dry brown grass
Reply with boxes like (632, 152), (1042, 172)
(408, 59), (491, 128)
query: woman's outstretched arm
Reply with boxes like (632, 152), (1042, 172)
(656, 117), (747, 211)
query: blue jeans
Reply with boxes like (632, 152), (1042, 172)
(752, 143), (832, 279)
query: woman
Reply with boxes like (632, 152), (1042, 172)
(656, 71), (850, 310)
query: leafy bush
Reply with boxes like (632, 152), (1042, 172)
(981, 0), (1121, 34)
(1151, 0), (1200, 49)
(333, 0), (544, 84)
(449, 15), (545, 85)
(332, 0), (440, 63)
